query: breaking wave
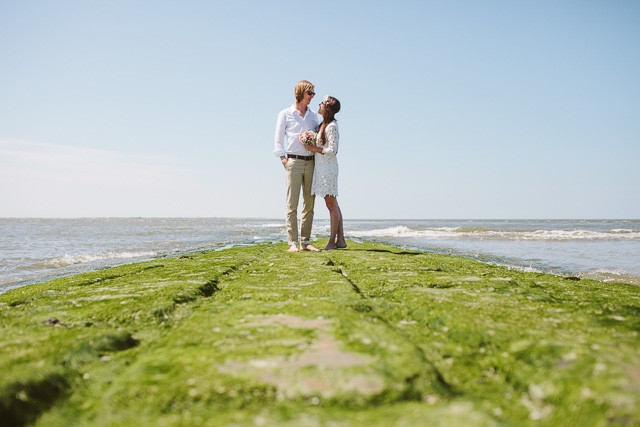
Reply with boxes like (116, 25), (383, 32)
(258, 223), (284, 228)
(346, 226), (640, 241)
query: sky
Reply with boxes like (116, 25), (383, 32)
(1, 0), (639, 219)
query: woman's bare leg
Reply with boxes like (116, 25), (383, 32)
(336, 205), (346, 248)
(324, 196), (339, 250)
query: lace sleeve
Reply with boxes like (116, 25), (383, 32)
(321, 122), (339, 158)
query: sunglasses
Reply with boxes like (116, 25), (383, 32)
(307, 91), (315, 96)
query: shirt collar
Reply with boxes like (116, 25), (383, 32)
(290, 103), (316, 119)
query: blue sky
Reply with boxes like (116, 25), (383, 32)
(1, 0), (638, 219)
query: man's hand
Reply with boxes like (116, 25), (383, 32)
(281, 156), (287, 168)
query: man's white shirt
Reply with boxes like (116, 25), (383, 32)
(274, 104), (318, 157)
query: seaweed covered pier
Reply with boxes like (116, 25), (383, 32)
(1, 241), (639, 425)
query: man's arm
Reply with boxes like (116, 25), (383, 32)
(274, 110), (287, 167)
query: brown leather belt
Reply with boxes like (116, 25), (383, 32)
(287, 154), (314, 161)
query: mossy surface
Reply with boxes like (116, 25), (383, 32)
(1, 241), (639, 426)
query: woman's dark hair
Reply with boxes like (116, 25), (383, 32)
(318, 96), (341, 145)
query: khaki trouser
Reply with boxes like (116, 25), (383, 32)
(285, 157), (315, 245)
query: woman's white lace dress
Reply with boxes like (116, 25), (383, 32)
(311, 121), (339, 198)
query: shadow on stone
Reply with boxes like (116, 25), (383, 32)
(347, 249), (423, 256)
(0, 369), (70, 427)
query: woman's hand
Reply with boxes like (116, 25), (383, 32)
(305, 144), (318, 152)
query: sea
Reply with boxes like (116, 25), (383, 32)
(1, 218), (639, 294)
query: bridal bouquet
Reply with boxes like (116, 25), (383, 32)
(299, 130), (316, 145)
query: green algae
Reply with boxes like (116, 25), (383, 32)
(0, 241), (638, 426)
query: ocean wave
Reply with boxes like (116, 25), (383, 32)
(313, 225), (331, 234)
(39, 251), (157, 268)
(346, 226), (640, 241)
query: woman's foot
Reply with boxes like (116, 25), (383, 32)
(324, 243), (338, 251)
(336, 241), (347, 249)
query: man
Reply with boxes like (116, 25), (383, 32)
(274, 80), (320, 252)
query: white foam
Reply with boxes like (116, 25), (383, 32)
(485, 261), (543, 274)
(346, 226), (640, 241)
(347, 226), (447, 238)
(313, 225), (331, 234)
(42, 251), (156, 268)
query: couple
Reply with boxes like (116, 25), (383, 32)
(274, 80), (345, 252)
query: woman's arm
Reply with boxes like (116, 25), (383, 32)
(304, 144), (322, 153)
(305, 123), (339, 156)
(321, 123), (339, 158)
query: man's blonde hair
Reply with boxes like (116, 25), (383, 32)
(294, 80), (314, 102)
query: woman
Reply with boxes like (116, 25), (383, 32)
(306, 95), (345, 250)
